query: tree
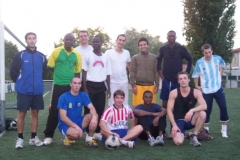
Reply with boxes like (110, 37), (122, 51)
(183, 0), (236, 63)
(124, 28), (163, 57)
(54, 27), (112, 52)
(5, 40), (19, 80)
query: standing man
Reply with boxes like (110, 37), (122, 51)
(58, 77), (98, 147)
(100, 90), (143, 149)
(134, 91), (167, 146)
(167, 71), (207, 147)
(157, 30), (192, 138)
(105, 34), (131, 105)
(130, 37), (159, 107)
(10, 32), (47, 148)
(75, 30), (93, 58)
(43, 33), (81, 145)
(82, 36), (112, 140)
(192, 44), (230, 138)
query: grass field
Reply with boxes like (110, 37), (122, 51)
(0, 89), (240, 160)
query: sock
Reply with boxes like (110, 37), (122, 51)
(31, 132), (36, 139)
(121, 140), (128, 146)
(85, 134), (93, 142)
(148, 135), (153, 139)
(204, 127), (209, 131)
(222, 125), (227, 131)
(18, 133), (23, 139)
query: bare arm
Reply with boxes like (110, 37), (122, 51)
(127, 62), (131, 71)
(99, 120), (113, 135)
(87, 103), (98, 128)
(167, 90), (177, 127)
(193, 77), (202, 91)
(82, 70), (88, 93)
(59, 108), (79, 128)
(106, 75), (111, 98)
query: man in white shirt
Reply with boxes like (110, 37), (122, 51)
(105, 34), (131, 105)
(75, 30), (93, 57)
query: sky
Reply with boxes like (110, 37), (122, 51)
(1, 0), (240, 56)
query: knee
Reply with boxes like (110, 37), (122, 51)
(18, 111), (27, 119)
(199, 111), (206, 119)
(31, 110), (39, 118)
(135, 125), (143, 133)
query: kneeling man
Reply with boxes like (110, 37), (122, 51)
(167, 71), (207, 147)
(58, 77), (98, 147)
(100, 90), (143, 148)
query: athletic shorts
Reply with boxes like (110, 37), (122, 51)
(175, 119), (195, 133)
(160, 79), (180, 100)
(102, 129), (138, 143)
(58, 116), (85, 136)
(17, 93), (44, 111)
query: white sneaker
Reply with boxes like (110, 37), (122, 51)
(15, 138), (24, 149)
(93, 132), (102, 141)
(163, 132), (172, 139)
(126, 141), (135, 149)
(221, 130), (228, 138)
(156, 136), (164, 146)
(29, 136), (43, 146)
(43, 137), (53, 145)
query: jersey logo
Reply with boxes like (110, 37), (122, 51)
(189, 101), (192, 104)
(78, 103), (81, 107)
(69, 103), (72, 108)
(93, 60), (104, 67)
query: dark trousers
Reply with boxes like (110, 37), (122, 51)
(138, 115), (166, 140)
(84, 81), (106, 133)
(44, 84), (70, 138)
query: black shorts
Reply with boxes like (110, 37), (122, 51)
(17, 93), (44, 111)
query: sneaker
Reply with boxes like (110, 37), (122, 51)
(163, 132), (172, 139)
(148, 137), (158, 146)
(221, 130), (228, 138)
(15, 138), (24, 149)
(63, 137), (76, 146)
(93, 132), (102, 141)
(43, 137), (52, 145)
(85, 139), (99, 148)
(126, 141), (135, 148)
(29, 136), (44, 146)
(190, 135), (201, 147)
(155, 136), (164, 146)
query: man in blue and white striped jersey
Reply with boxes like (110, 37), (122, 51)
(192, 44), (229, 138)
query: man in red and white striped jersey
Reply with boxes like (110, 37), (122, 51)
(99, 90), (143, 149)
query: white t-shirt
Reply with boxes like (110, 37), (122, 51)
(75, 45), (93, 57)
(82, 51), (112, 82)
(105, 49), (131, 83)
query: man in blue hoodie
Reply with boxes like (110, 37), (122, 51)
(10, 32), (48, 149)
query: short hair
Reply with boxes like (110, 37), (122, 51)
(167, 30), (176, 35)
(116, 34), (126, 40)
(201, 44), (212, 52)
(177, 71), (189, 79)
(93, 35), (103, 43)
(113, 90), (125, 98)
(143, 90), (153, 97)
(25, 32), (37, 40)
(78, 30), (89, 36)
(138, 37), (148, 46)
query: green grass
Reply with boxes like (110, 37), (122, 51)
(1, 89), (240, 160)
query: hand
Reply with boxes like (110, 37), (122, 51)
(73, 124), (83, 137)
(153, 86), (158, 94)
(171, 126), (181, 137)
(184, 110), (193, 122)
(107, 89), (111, 99)
(153, 116), (159, 126)
(132, 87), (138, 95)
(195, 86), (202, 92)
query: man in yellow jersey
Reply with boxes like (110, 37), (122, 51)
(43, 33), (81, 145)
(130, 37), (159, 107)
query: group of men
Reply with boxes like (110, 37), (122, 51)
(10, 30), (229, 149)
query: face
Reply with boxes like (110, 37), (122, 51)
(167, 31), (176, 43)
(116, 36), (126, 49)
(63, 34), (75, 48)
(79, 32), (89, 45)
(25, 34), (37, 48)
(114, 94), (124, 106)
(138, 41), (148, 52)
(202, 48), (213, 60)
(143, 92), (153, 105)
(92, 37), (102, 50)
(70, 78), (81, 92)
(178, 74), (190, 88)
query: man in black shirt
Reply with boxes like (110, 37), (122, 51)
(167, 71), (206, 147)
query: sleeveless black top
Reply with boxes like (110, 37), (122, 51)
(173, 88), (197, 120)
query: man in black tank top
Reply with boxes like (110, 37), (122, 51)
(167, 71), (207, 147)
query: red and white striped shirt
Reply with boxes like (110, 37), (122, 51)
(101, 104), (134, 130)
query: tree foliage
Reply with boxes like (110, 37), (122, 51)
(183, 0), (236, 63)
(5, 40), (19, 80)
(54, 27), (112, 52)
(124, 28), (163, 57)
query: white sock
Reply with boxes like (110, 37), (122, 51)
(85, 134), (93, 142)
(121, 140), (128, 146)
(222, 125), (227, 131)
(204, 127), (209, 131)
